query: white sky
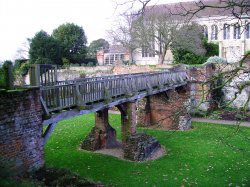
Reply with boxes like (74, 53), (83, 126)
(0, 0), (192, 61)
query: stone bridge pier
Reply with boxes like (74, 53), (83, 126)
(82, 85), (191, 161)
(82, 100), (161, 161)
(81, 108), (120, 150)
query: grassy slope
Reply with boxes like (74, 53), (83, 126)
(45, 113), (250, 187)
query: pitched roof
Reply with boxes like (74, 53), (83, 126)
(145, 0), (249, 19)
(104, 45), (127, 54)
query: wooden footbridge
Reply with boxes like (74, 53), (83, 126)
(29, 64), (191, 144)
(30, 65), (189, 125)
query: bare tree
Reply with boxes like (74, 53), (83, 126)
(131, 8), (207, 64)
(107, 13), (139, 64)
(14, 38), (31, 60)
(133, 11), (180, 64)
(116, 0), (249, 19)
(173, 0), (250, 20)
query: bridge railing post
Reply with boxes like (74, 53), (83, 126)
(29, 64), (40, 86)
(146, 75), (153, 93)
(123, 77), (132, 97)
(104, 81), (111, 103)
(75, 83), (86, 110)
(130, 76), (138, 95)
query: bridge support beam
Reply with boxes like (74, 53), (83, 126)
(117, 101), (137, 146)
(139, 85), (191, 130)
(81, 108), (120, 151)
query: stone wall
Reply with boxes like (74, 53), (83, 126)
(187, 64), (215, 111)
(57, 66), (114, 81)
(223, 72), (250, 109)
(188, 63), (250, 110)
(0, 88), (44, 174)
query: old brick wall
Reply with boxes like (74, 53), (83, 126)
(138, 85), (191, 130)
(0, 88), (44, 173)
(187, 64), (215, 110)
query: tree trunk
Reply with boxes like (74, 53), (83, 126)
(129, 49), (134, 65)
(158, 48), (167, 64)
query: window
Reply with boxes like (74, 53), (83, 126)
(149, 50), (155, 57)
(120, 54), (124, 60)
(115, 54), (119, 61)
(159, 32), (163, 54)
(211, 25), (218, 40)
(223, 24), (230, 39)
(234, 24), (241, 39)
(202, 25), (208, 38)
(110, 55), (114, 64)
(105, 56), (110, 65)
(142, 39), (155, 58)
(142, 46), (155, 57)
(104, 54), (115, 65)
(246, 23), (250, 39)
(104, 53), (125, 65)
(142, 46), (148, 57)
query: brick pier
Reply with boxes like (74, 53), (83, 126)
(138, 85), (192, 130)
(0, 88), (44, 174)
(82, 85), (192, 161)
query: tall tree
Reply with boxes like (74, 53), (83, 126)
(52, 23), (87, 64)
(88, 39), (109, 58)
(171, 23), (205, 55)
(29, 30), (62, 65)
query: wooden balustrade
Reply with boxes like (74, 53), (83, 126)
(30, 64), (57, 86)
(40, 70), (188, 112)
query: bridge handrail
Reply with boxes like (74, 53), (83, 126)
(40, 70), (188, 112)
(55, 71), (157, 86)
(54, 70), (185, 86)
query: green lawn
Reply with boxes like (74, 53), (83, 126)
(45, 113), (250, 187)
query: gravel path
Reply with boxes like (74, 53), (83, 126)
(192, 117), (250, 127)
(109, 110), (250, 127)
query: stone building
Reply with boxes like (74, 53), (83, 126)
(131, 0), (250, 65)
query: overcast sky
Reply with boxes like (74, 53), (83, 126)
(0, 0), (192, 61)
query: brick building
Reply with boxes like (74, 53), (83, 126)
(96, 45), (130, 65)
